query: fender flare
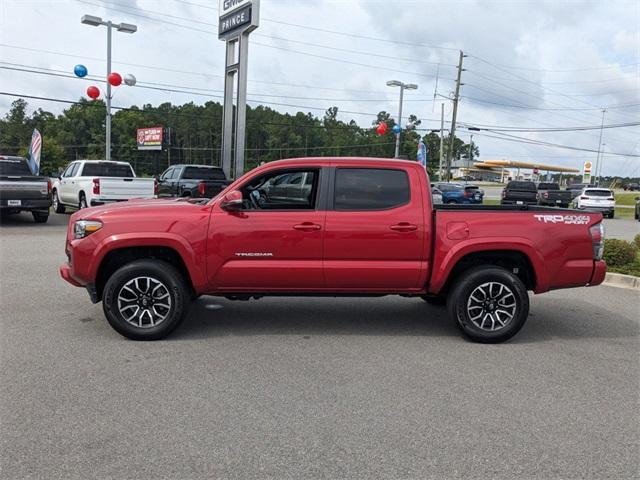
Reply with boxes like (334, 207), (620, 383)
(428, 238), (548, 294)
(89, 232), (207, 291)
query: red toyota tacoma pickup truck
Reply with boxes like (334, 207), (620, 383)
(60, 158), (606, 343)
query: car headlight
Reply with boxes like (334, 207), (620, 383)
(74, 220), (102, 239)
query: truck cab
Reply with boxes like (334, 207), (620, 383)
(60, 157), (607, 343)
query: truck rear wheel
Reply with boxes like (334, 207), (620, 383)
(32, 211), (49, 223)
(447, 266), (529, 343)
(102, 259), (190, 340)
(53, 191), (65, 213)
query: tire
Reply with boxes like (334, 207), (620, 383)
(446, 199), (458, 204)
(79, 194), (88, 210)
(53, 190), (65, 213)
(32, 211), (49, 223)
(447, 266), (529, 343)
(609, 211), (614, 219)
(421, 295), (447, 306)
(102, 259), (190, 340)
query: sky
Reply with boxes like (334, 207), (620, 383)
(0, 0), (639, 176)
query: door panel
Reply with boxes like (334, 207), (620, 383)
(324, 167), (427, 290)
(206, 167), (325, 291)
(208, 210), (325, 290)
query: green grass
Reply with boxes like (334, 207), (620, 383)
(479, 199), (635, 218)
(614, 192), (640, 206)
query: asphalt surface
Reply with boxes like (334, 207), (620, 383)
(1, 212), (639, 479)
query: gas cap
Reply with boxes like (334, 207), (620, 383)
(446, 222), (470, 240)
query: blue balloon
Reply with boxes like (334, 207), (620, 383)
(74, 64), (88, 78)
(392, 124), (401, 134)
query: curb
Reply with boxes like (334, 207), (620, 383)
(603, 272), (640, 290)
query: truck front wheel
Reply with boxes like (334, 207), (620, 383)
(447, 266), (529, 343)
(102, 259), (190, 340)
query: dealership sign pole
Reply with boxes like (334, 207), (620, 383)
(219, 0), (260, 180)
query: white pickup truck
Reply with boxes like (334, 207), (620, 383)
(52, 160), (156, 212)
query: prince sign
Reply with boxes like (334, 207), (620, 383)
(218, 0), (259, 39)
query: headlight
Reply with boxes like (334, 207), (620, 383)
(74, 220), (102, 239)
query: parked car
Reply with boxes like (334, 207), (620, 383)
(501, 181), (538, 206)
(433, 183), (484, 204)
(635, 196), (640, 221)
(0, 156), (52, 223)
(431, 186), (443, 205)
(537, 182), (572, 208)
(566, 183), (591, 199)
(250, 170), (315, 208)
(52, 160), (156, 212)
(60, 157), (606, 344)
(573, 187), (616, 218)
(158, 164), (230, 199)
(623, 182), (639, 191)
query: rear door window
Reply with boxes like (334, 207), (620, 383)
(334, 168), (410, 210)
(585, 190), (612, 197)
(182, 167), (226, 180)
(80, 163), (134, 177)
(0, 159), (32, 175)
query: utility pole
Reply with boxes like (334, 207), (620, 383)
(594, 108), (606, 185)
(466, 134), (473, 183)
(439, 103), (444, 180)
(446, 50), (465, 181)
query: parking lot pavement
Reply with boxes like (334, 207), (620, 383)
(1, 212), (639, 479)
(603, 217), (640, 241)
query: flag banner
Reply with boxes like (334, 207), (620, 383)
(417, 138), (428, 169)
(26, 129), (42, 175)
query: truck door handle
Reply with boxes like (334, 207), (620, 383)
(390, 223), (418, 232)
(293, 222), (322, 231)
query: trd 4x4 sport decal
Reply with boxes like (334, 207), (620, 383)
(533, 214), (591, 225)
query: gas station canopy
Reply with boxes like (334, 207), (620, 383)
(473, 160), (580, 173)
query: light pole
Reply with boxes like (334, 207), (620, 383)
(81, 14), (137, 161)
(386, 80), (418, 158)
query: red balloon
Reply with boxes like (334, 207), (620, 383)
(108, 72), (122, 87)
(86, 86), (100, 99)
(376, 123), (388, 135)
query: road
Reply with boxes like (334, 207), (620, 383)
(1, 213), (639, 479)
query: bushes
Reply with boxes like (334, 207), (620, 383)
(603, 239), (637, 267)
(633, 234), (640, 251)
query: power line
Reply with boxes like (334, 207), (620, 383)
(459, 121), (640, 132)
(461, 95), (640, 111)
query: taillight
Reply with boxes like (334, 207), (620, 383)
(501, 190), (506, 198)
(607, 197), (614, 201)
(92, 178), (100, 195)
(463, 190), (471, 198)
(580, 196), (589, 200)
(589, 222), (605, 260)
(47, 179), (52, 196)
(543, 192), (549, 199)
(154, 177), (159, 196)
(198, 181), (206, 196)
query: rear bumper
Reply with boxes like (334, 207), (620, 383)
(589, 260), (607, 287)
(501, 199), (537, 205)
(578, 205), (614, 213)
(0, 198), (51, 211)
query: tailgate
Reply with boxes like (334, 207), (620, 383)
(0, 177), (48, 200)
(98, 178), (155, 199)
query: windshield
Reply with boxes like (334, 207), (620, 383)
(538, 183), (559, 190)
(81, 162), (134, 177)
(0, 159), (32, 176)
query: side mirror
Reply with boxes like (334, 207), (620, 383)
(220, 190), (243, 211)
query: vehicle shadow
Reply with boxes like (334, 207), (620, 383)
(173, 294), (639, 343)
(0, 211), (69, 228)
(174, 296), (458, 340)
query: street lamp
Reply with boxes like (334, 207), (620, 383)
(81, 14), (137, 161)
(386, 80), (418, 158)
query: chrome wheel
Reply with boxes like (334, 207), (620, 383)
(466, 281), (517, 332)
(53, 193), (59, 210)
(117, 277), (172, 328)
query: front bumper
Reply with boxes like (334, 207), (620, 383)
(59, 262), (83, 287)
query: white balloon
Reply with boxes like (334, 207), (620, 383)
(123, 74), (137, 86)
